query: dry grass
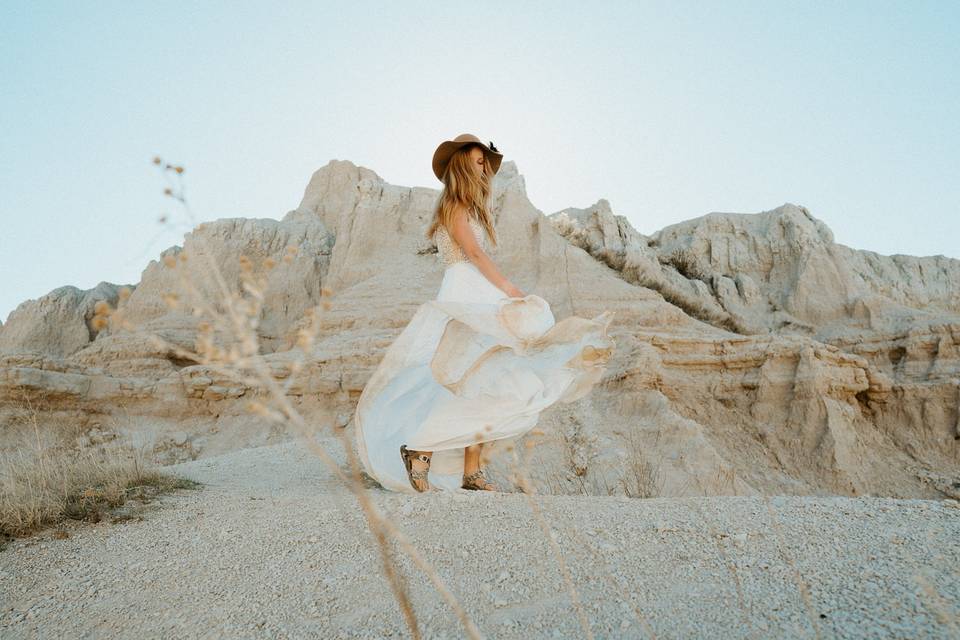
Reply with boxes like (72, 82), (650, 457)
(712, 463), (739, 495)
(618, 427), (665, 498)
(0, 392), (200, 548)
(558, 423), (590, 494)
(527, 425), (665, 499)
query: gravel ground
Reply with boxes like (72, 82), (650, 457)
(2, 437), (958, 639)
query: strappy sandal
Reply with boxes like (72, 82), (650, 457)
(461, 468), (499, 491)
(400, 444), (433, 493)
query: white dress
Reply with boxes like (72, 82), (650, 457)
(353, 211), (616, 493)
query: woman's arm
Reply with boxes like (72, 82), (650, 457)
(448, 207), (524, 298)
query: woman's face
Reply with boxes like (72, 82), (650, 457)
(466, 145), (486, 177)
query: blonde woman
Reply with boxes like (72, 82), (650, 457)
(353, 133), (615, 494)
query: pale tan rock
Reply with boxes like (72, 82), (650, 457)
(0, 282), (132, 357)
(1, 159), (957, 500)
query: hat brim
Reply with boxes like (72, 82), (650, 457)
(432, 140), (503, 181)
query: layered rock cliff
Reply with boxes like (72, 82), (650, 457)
(2, 160), (957, 497)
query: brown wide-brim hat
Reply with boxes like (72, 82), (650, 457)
(432, 133), (503, 182)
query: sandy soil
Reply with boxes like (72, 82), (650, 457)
(2, 437), (958, 639)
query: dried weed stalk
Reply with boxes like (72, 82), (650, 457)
(89, 157), (484, 639)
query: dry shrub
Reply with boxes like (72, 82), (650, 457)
(713, 463), (739, 495)
(531, 426), (664, 499)
(0, 393), (199, 544)
(618, 427), (664, 499)
(661, 246), (708, 282)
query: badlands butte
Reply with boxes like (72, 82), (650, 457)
(1, 159), (958, 499)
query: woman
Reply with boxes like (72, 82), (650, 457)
(353, 133), (615, 494)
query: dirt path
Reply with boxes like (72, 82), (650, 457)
(2, 438), (958, 639)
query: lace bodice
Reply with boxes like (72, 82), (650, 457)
(433, 215), (486, 267)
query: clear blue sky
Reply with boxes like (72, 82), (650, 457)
(2, 1), (958, 323)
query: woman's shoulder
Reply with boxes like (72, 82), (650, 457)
(432, 204), (482, 235)
(444, 206), (481, 227)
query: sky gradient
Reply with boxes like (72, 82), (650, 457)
(2, 1), (958, 323)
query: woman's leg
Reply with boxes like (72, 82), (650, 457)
(462, 442), (499, 490)
(400, 445), (434, 492)
(463, 442), (483, 475)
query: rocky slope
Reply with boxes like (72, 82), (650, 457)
(1, 160), (957, 498)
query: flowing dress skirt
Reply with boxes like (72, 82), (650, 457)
(354, 260), (615, 493)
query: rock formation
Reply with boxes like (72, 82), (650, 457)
(2, 160), (957, 498)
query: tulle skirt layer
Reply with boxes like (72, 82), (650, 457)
(354, 261), (615, 493)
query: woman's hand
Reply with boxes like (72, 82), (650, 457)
(504, 283), (525, 298)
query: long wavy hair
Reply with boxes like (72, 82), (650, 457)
(425, 143), (498, 247)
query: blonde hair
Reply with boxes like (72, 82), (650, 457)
(425, 144), (498, 247)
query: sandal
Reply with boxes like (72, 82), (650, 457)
(462, 468), (499, 491)
(400, 444), (433, 492)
